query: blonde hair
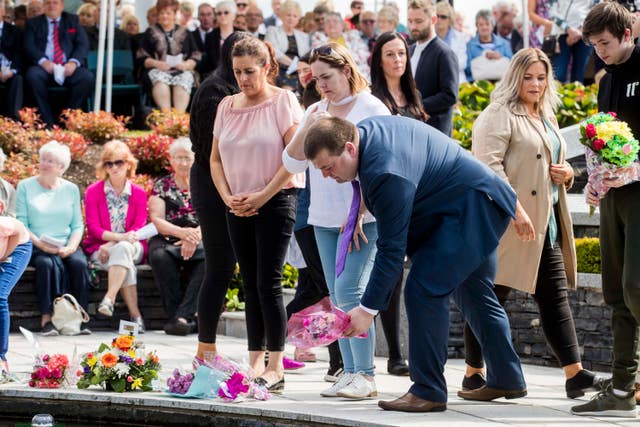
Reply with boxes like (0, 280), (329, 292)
(435, 1), (454, 26)
(377, 5), (399, 27)
(279, 0), (301, 17)
(490, 48), (560, 118)
(309, 43), (369, 95)
(96, 140), (138, 180)
(77, 3), (97, 17)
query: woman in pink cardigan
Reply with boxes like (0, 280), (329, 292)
(83, 141), (149, 333)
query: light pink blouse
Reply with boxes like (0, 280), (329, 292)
(214, 89), (304, 195)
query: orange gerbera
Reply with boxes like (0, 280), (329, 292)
(114, 335), (134, 351)
(101, 353), (118, 368)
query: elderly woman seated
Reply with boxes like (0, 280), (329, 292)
(137, 0), (202, 111)
(16, 141), (90, 336)
(83, 141), (148, 333)
(148, 138), (204, 336)
(0, 149), (16, 218)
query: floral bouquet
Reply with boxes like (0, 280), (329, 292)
(77, 335), (160, 392)
(580, 112), (640, 215)
(287, 296), (367, 349)
(166, 364), (228, 399)
(28, 354), (70, 388)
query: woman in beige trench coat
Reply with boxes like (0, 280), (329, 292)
(461, 48), (603, 400)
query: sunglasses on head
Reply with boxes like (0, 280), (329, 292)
(104, 160), (125, 169)
(216, 10), (230, 16)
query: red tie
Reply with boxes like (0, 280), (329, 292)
(52, 20), (64, 65)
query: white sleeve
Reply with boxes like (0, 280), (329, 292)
(282, 147), (309, 173)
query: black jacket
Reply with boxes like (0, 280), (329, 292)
(84, 25), (131, 51)
(201, 27), (239, 77)
(0, 23), (23, 73)
(23, 12), (89, 67)
(598, 45), (640, 139)
(410, 37), (459, 137)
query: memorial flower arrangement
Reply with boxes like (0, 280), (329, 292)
(580, 112), (640, 214)
(77, 335), (160, 392)
(28, 354), (70, 389)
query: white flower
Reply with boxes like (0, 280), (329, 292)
(114, 363), (130, 377)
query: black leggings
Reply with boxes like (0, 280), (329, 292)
(380, 272), (405, 361)
(464, 229), (581, 369)
(226, 189), (297, 352)
(191, 162), (236, 344)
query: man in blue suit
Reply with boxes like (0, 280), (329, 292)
(304, 115), (527, 412)
(23, 0), (94, 127)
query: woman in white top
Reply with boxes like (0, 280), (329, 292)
(282, 43), (390, 400)
(265, 1), (310, 89)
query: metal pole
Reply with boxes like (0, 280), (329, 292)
(106, 0), (116, 112)
(94, 0), (108, 111)
(522, 0), (530, 48)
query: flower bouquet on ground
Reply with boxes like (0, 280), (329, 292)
(287, 296), (367, 350)
(166, 364), (228, 399)
(580, 112), (640, 215)
(28, 354), (70, 388)
(77, 335), (160, 392)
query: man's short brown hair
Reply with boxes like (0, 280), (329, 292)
(408, 0), (435, 15)
(304, 117), (356, 160)
(583, 1), (633, 42)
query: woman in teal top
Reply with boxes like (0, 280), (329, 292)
(465, 48), (603, 400)
(16, 141), (90, 336)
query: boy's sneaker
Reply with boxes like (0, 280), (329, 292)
(571, 387), (637, 418)
(324, 366), (344, 382)
(336, 372), (377, 399)
(321, 372), (355, 397)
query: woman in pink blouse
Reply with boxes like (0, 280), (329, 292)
(83, 141), (149, 333)
(210, 37), (303, 393)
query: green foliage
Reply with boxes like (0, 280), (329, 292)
(225, 288), (245, 312)
(575, 237), (601, 274)
(453, 80), (599, 150)
(224, 263), (299, 310)
(281, 263), (299, 288)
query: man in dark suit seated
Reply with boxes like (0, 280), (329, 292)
(0, 2), (24, 119)
(408, 0), (458, 137)
(191, 2), (214, 53)
(304, 115), (528, 412)
(23, 0), (94, 127)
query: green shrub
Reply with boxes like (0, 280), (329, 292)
(575, 237), (601, 274)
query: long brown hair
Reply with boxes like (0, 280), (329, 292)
(309, 43), (370, 95)
(231, 36), (279, 84)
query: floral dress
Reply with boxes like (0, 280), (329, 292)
(151, 175), (198, 244)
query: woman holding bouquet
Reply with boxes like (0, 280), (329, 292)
(210, 36), (304, 393)
(462, 47), (603, 400)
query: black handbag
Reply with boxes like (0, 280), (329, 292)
(541, 35), (558, 57)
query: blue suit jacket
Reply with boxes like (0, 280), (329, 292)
(23, 12), (89, 67)
(356, 116), (517, 311)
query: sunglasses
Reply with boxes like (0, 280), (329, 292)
(437, 15), (449, 20)
(236, 2), (247, 7)
(216, 10), (230, 16)
(362, 19), (376, 24)
(103, 159), (126, 169)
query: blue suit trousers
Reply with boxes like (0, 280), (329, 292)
(405, 250), (526, 403)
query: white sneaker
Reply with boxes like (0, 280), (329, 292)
(320, 372), (355, 397)
(336, 372), (377, 399)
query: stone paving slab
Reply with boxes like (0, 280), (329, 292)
(0, 331), (633, 426)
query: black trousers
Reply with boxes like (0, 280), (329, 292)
(25, 65), (94, 126)
(148, 235), (205, 321)
(190, 162), (236, 343)
(0, 75), (24, 119)
(464, 229), (581, 369)
(226, 189), (296, 352)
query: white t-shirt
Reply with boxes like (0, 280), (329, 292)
(282, 91), (390, 228)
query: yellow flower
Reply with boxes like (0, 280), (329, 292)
(87, 356), (98, 367)
(127, 349), (136, 358)
(596, 121), (634, 143)
(131, 378), (143, 390)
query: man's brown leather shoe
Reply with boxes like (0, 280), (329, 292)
(457, 385), (527, 401)
(378, 392), (447, 412)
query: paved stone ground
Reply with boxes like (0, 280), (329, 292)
(0, 331), (635, 426)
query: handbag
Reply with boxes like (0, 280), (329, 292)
(541, 35), (559, 57)
(470, 54), (511, 81)
(51, 294), (90, 336)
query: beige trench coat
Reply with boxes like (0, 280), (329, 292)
(472, 101), (577, 293)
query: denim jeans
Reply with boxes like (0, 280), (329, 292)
(551, 35), (593, 83)
(314, 223), (378, 376)
(0, 241), (32, 361)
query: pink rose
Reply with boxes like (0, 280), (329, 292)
(622, 144), (633, 155)
(585, 123), (596, 139)
(593, 139), (606, 151)
(607, 111), (617, 117)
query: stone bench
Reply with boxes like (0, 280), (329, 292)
(8, 265), (170, 332)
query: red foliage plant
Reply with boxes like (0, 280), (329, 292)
(60, 109), (129, 144)
(125, 133), (173, 176)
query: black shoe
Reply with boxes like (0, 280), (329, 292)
(325, 366), (344, 382)
(254, 376), (285, 394)
(461, 373), (487, 391)
(41, 322), (59, 337)
(387, 359), (410, 376)
(163, 319), (192, 336)
(79, 323), (92, 335)
(566, 369), (607, 399)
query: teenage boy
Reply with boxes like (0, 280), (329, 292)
(572, 1), (640, 418)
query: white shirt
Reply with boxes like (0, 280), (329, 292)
(282, 91), (390, 228)
(410, 34), (436, 76)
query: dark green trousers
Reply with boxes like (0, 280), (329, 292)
(600, 181), (640, 392)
